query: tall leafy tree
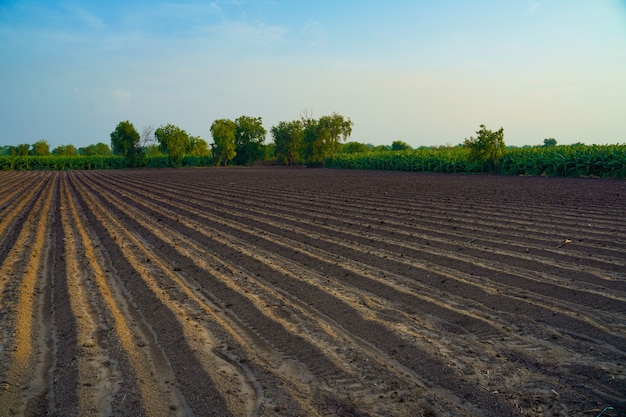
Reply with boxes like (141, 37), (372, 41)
(271, 120), (303, 165)
(543, 138), (557, 147)
(319, 112), (353, 161)
(463, 124), (506, 173)
(80, 142), (111, 156)
(300, 112), (353, 166)
(341, 141), (370, 153)
(155, 123), (190, 167)
(300, 117), (325, 166)
(10, 144), (30, 156)
(391, 140), (411, 151)
(31, 140), (50, 156)
(234, 116), (266, 165)
(110, 120), (143, 167)
(210, 119), (237, 166)
(188, 136), (210, 156)
(52, 144), (79, 156)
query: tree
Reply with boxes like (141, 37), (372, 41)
(391, 140), (411, 151)
(341, 141), (370, 153)
(188, 136), (210, 156)
(110, 121), (143, 167)
(10, 144), (30, 156)
(80, 142), (110, 156)
(264, 142), (275, 160)
(140, 125), (162, 156)
(271, 120), (303, 165)
(155, 123), (190, 167)
(300, 112), (353, 166)
(31, 140), (50, 156)
(370, 144), (391, 152)
(463, 124), (506, 173)
(234, 116), (267, 165)
(210, 119), (237, 166)
(140, 125), (156, 149)
(145, 144), (162, 157)
(543, 138), (557, 147)
(301, 117), (325, 166)
(53, 144), (79, 156)
(319, 112), (353, 161)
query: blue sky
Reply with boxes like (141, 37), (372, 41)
(1, 0), (625, 149)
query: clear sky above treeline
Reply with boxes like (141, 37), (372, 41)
(1, 0), (625, 149)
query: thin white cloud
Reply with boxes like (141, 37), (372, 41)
(62, 5), (105, 30)
(529, 1), (541, 14)
(113, 89), (131, 100)
(201, 20), (288, 47)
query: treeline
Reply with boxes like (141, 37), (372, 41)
(0, 112), (353, 168)
(1, 119), (625, 177)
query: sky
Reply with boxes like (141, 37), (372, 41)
(1, 0), (626, 150)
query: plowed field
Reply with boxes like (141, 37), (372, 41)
(0, 167), (624, 417)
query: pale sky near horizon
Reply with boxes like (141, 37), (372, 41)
(1, 0), (625, 150)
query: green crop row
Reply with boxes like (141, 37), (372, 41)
(0, 155), (128, 171)
(327, 144), (626, 178)
(328, 147), (482, 173)
(0, 155), (215, 171)
(2, 144), (624, 177)
(145, 155), (214, 168)
(499, 145), (626, 178)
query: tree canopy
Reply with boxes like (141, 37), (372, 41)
(188, 136), (211, 156)
(80, 142), (110, 156)
(543, 138), (557, 147)
(52, 144), (79, 156)
(300, 112), (353, 166)
(31, 140), (51, 156)
(391, 140), (411, 151)
(463, 124), (506, 173)
(210, 119), (237, 166)
(271, 120), (303, 165)
(234, 116), (267, 165)
(341, 141), (371, 154)
(155, 123), (190, 167)
(10, 144), (31, 156)
(110, 121), (143, 167)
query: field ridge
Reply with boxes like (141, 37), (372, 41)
(0, 167), (624, 416)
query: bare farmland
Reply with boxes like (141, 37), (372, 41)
(0, 168), (624, 416)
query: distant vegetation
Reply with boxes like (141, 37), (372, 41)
(328, 143), (626, 178)
(1, 118), (625, 178)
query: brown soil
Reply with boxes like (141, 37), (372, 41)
(0, 167), (624, 417)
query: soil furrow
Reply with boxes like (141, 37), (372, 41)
(57, 172), (158, 416)
(79, 172), (540, 415)
(83, 172), (493, 415)
(103, 172), (625, 351)
(111, 171), (625, 288)
(171, 176), (626, 270)
(0, 173), (51, 269)
(71, 172), (319, 416)
(100, 168), (620, 412)
(141, 170), (626, 247)
(1, 168), (624, 417)
(0, 172), (56, 416)
(183, 183), (625, 289)
(67, 172), (239, 416)
(75, 170), (420, 416)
